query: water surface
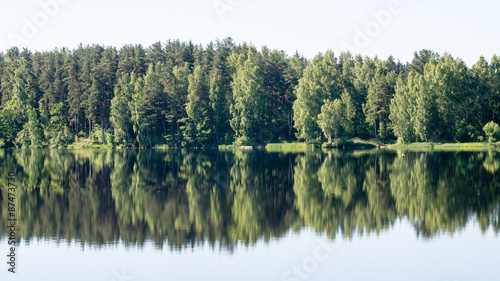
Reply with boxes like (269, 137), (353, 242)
(0, 149), (499, 280)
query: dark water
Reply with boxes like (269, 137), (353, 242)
(0, 149), (499, 280)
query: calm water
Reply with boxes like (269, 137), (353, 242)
(0, 149), (499, 281)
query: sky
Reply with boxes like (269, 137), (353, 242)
(0, 0), (499, 66)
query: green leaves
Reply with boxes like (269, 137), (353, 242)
(317, 91), (355, 144)
(293, 51), (341, 143)
(483, 121), (500, 143)
(110, 73), (134, 145)
(185, 65), (212, 146)
(1, 42), (500, 148)
(229, 47), (265, 145)
(363, 60), (396, 140)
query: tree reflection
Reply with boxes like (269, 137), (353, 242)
(0, 149), (499, 249)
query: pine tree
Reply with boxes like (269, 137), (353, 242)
(363, 60), (396, 140)
(136, 63), (168, 147)
(64, 52), (82, 134)
(490, 55), (500, 124)
(209, 72), (226, 144)
(169, 62), (190, 144)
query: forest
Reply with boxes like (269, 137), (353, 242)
(0, 38), (499, 148)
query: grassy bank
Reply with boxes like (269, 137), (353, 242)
(218, 139), (382, 152)
(16, 138), (500, 152)
(265, 142), (316, 152)
(387, 142), (499, 151)
(322, 138), (380, 150)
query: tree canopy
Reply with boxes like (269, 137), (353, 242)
(1, 42), (499, 147)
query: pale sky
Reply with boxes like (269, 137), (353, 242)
(1, 0), (498, 66)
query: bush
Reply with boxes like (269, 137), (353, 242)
(233, 136), (250, 147)
(105, 131), (114, 145)
(306, 138), (323, 148)
(49, 126), (73, 148)
(483, 121), (500, 143)
(454, 120), (478, 142)
(90, 127), (114, 146)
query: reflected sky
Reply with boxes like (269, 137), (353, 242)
(1, 221), (499, 281)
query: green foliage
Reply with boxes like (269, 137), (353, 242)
(1, 43), (500, 148)
(229, 47), (265, 145)
(390, 75), (416, 143)
(15, 106), (43, 148)
(317, 91), (355, 143)
(454, 120), (478, 142)
(184, 66), (212, 146)
(90, 124), (105, 145)
(0, 108), (16, 146)
(209, 72), (227, 144)
(318, 99), (344, 143)
(363, 60), (396, 140)
(293, 51), (340, 142)
(48, 126), (73, 148)
(483, 121), (500, 142)
(110, 73), (134, 145)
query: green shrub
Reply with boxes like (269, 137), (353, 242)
(483, 121), (500, 143)
(455, 120), (478, 142)
(265, 143), (310, 152)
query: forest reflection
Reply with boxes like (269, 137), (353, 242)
(0, 149), (499, 250)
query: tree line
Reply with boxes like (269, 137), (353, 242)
(0, 40), (499, 148)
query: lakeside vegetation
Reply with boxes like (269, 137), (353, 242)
(1, 39), (500, 149)
(389, 142), (498, 150)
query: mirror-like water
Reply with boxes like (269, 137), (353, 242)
(0, 149), (499, 280)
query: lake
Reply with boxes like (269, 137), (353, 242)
(0, 149), (499, 281)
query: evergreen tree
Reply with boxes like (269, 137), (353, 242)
(135, 63), (168, 147)
(209, 72), (227, 144)
(64, 52), (82, 134)
(490, 55), (500, 123)
(363, 60), (396, 140)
